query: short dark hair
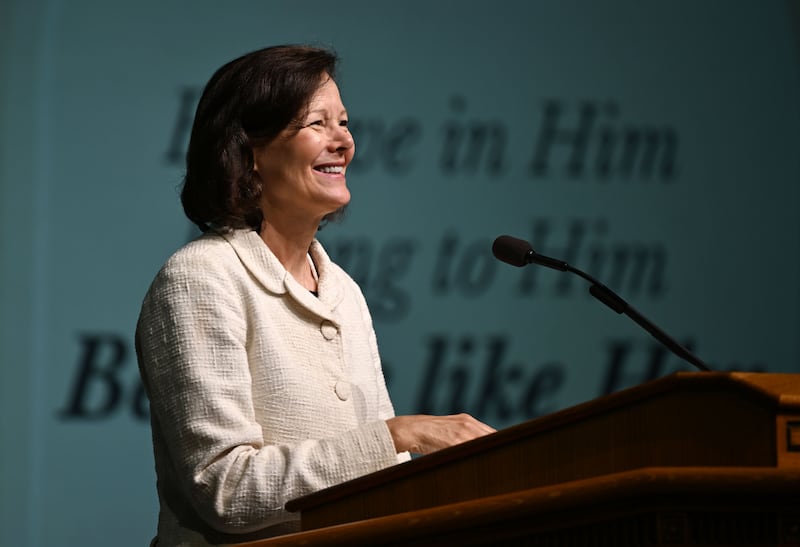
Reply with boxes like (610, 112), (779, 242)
(181, 45), (338, 232)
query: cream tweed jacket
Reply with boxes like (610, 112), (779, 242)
(136, 229), (407, 546)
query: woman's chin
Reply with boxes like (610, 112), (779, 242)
(322, 204), (349, 225)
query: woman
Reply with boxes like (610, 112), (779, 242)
(135, 45), (494, 546)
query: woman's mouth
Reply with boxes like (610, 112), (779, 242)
(314, 164), (345, 174)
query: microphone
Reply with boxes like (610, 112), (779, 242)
(492, 235), (568, 271)
(492, 235), (711, 372)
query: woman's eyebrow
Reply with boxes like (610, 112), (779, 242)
(307, 107), (348, 117)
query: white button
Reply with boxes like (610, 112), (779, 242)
(335, 381), (351, 401)
(320, 321), (338, 340)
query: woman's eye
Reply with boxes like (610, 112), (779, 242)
(339, 120), (349, 127)
(308, 120), (323, 127)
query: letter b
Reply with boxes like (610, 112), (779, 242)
(59, 333), (128, 419)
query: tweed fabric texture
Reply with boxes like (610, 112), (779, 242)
(136, 229), (406, 546)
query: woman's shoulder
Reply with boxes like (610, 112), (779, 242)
(148, 231), (246, 293)
(164, 231), (231, 265)
(136, 232), (250, 343)
(156, 233), (224, 276)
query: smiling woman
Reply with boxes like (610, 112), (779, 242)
(253, 75), (355, 288)
(134, 45), (494, 547)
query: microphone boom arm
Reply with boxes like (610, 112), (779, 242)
(565, 262), (711, 372)
(492, 235), (712, 373)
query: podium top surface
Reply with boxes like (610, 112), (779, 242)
(724, 372), (800, 406)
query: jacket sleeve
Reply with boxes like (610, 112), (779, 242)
(350, 276), (412, 464)
(135, 250), (400, 534)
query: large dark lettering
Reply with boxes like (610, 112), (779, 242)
(348, 117), (422, 175)
(60, 333), (149, 421)
(529, 100), (678, 181)
(160, 89), (682, 183)
(517, 218), (667, 298)
(440, 95), (507, 175)
(600, 338), (670, 395)
(431, 232), (497, 297)
(415, 334), (566, 424)
(599, 338), (768, 395)
(530, 101), (596, 178)
(324, 236), (417, 322)
(472, 336), (516, 420)
(60, 333), (128, 419)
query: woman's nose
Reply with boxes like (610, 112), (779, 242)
(329, 125), (354, 151)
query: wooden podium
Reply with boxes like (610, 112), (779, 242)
(240, 372), (800, 546)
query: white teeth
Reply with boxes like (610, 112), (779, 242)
(316, 165), (343, 174)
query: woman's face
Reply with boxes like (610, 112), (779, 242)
(253, 75), (355, 224)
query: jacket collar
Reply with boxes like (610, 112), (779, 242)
(219, 229), (344, 324)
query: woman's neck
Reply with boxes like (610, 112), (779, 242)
(259, 219), (319, 291)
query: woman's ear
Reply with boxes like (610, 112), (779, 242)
(251, 144), (261, 175)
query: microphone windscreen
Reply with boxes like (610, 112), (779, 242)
(492, 235), (533, 267)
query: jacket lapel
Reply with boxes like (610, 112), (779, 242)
(220, 229), (343, 326)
